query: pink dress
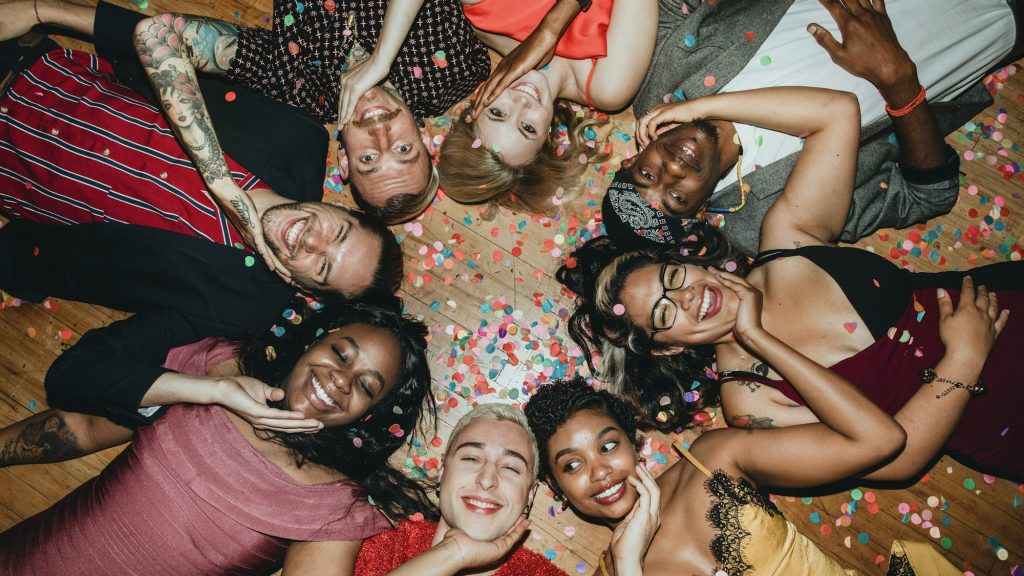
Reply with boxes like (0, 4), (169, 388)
(0, 340), (391, 574)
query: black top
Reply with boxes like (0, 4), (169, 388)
(0, 221), (295, 427)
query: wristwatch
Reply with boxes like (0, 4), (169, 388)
(919, 367), (987, 398)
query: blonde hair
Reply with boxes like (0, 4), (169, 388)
(445, 403), (539, 480)
(438, 103), (609, 219)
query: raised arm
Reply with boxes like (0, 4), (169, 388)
(861, 277), (1008, 481)
(637, 87), (861, 249)
(809, 0), (949, 174)
(708, 272), (906, 488)
(468, 0), (582, 120)
(133, 14), (286, 277)
(336, 0), (426, 126)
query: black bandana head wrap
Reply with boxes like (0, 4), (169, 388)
(601, 169), (696, 252)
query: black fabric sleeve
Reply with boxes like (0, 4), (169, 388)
(46, 311), (188, 427)
(0, 221), (293, 425)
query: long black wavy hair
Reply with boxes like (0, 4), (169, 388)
(239, 297), (438, 521)
(523, 377), (643, 486)
(556, 223), (747, 431)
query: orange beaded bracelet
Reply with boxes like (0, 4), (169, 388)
(885, 85), (926, 117)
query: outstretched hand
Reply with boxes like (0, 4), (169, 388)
(608, 464), (661, 576)
(336, 56), (390, 128)
(936, 276), (1010, 365)
(807, 0), (916, 93)
(468, 29), (559, 122)
(440, 516), (531, 571)
(213, 376), (323, 433)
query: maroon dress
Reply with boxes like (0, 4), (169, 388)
(729, 246), (1023, 480)
(0, 340), (391, 575)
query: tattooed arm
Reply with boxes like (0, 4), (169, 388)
(0, 409), (132, 467)
(134, 14), (288, 278)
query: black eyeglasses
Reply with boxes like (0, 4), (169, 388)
(649, 262), (687, 339)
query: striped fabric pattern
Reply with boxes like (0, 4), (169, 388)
(0, 49), (266, 249)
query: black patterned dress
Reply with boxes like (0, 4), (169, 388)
(228, 0), (490, 123)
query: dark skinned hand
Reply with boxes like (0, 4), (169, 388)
(807, 0), (917, 94)
(468, 28), (559, 122)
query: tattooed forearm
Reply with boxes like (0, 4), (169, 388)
(730, 414), (778, 429)
(136, 15), (235, 186)
(0, 412), (84, 466)
(229, 194), (256, 229)
(136, 14), (238, 74)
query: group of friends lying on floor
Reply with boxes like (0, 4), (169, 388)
(0, 0), (1021, 574)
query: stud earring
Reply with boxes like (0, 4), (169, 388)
(434, 482), (441, 495)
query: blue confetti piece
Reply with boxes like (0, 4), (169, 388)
(28, 399), (38, 411)
(295, 0), (305, 13)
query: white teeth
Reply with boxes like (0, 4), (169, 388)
(466, 498), (500, 509)
(311, 374), (336, 407)
(511, 83), (540, 101)
(697, 288), (711, 322)
(595, 482), (623, 499)
(285, 219), (306, 254)
(363, 108), (388, 119)
(682, 147), (695, 159)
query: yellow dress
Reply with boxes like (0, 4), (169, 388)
(673, 442), (960, 576)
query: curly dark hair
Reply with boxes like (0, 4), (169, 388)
(239, 297), (438, 521)
(555, 224), (744, 431)
(523, 377), (642, 486)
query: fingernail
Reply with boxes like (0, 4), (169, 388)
(807, 24), (817, 34)
(937, 288), (946, 298)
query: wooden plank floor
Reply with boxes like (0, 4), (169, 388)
(1, 1), (1022, 573)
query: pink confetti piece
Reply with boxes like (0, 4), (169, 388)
(613, 304), (625, 316)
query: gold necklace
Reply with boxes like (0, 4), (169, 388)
(707, 154), (748, 214)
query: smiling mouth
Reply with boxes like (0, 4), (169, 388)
(360, 106), (393, 121)
(697, 286), (720, 322)
(462, 496), (503, 514)
(592, 481), (626, 504)
(669, 141), (700, 170)
(510, 82), (541, 103)
(283, 217), (308, 257)
(311, 373), (337, 408)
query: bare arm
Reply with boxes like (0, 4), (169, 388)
(336, 0), (426, 125)
(469, 0), (582, 119)
(134, 14), (287, 277)
(637, 87), (862, 248)
(283, 540), (361, 576)
(0, 409), (132, 467)
(708, 273), (906, 489)
(142, 372), (323, 433)
(862, 277), (1009, 481)
(809, 0), (949, 172)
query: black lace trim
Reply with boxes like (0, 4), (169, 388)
(706, 470), (780, 576)
(886, 548), (917, 576)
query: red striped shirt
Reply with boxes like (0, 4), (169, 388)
(0, 49), (264, 249)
